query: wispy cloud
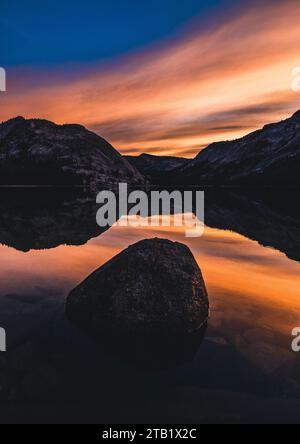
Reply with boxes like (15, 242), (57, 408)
(1, 0), (300, 157)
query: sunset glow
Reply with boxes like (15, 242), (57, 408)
(3, 0), (300, 425)
(2, 0), (300, 157)
(1, 222), (300, 336)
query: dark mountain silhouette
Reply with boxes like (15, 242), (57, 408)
(130, 111), (300, 186)
(125, 153), (188, 183)
(177, 111), (300, 185)
(0, 117), (145, 187)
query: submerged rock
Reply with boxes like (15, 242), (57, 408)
(66, 238), (209, 336)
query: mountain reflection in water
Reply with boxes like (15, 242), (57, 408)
(0, 188), (300, 423)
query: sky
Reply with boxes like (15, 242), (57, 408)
(1, 0), (300, 157)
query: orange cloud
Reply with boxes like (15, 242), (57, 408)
(1, 0), (300, 157)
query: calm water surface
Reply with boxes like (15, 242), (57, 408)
(0, 189), (300, 423)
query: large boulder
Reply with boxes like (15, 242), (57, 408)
(66, 238), (209, 336)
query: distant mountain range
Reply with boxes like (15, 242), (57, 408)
(126, 111), (300, 186)
(124, 153), (188, 182)
(0, 117), (144, 187)
(2, 111), (300, 187)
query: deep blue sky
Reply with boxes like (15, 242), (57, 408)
(1, 0), (229, 67)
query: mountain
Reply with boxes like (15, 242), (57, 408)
(125, 153), (188, 183)
(177, 111), (300, 186)
(0, 117), (145, 187)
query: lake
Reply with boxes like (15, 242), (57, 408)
(0, 188), (300, 424)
